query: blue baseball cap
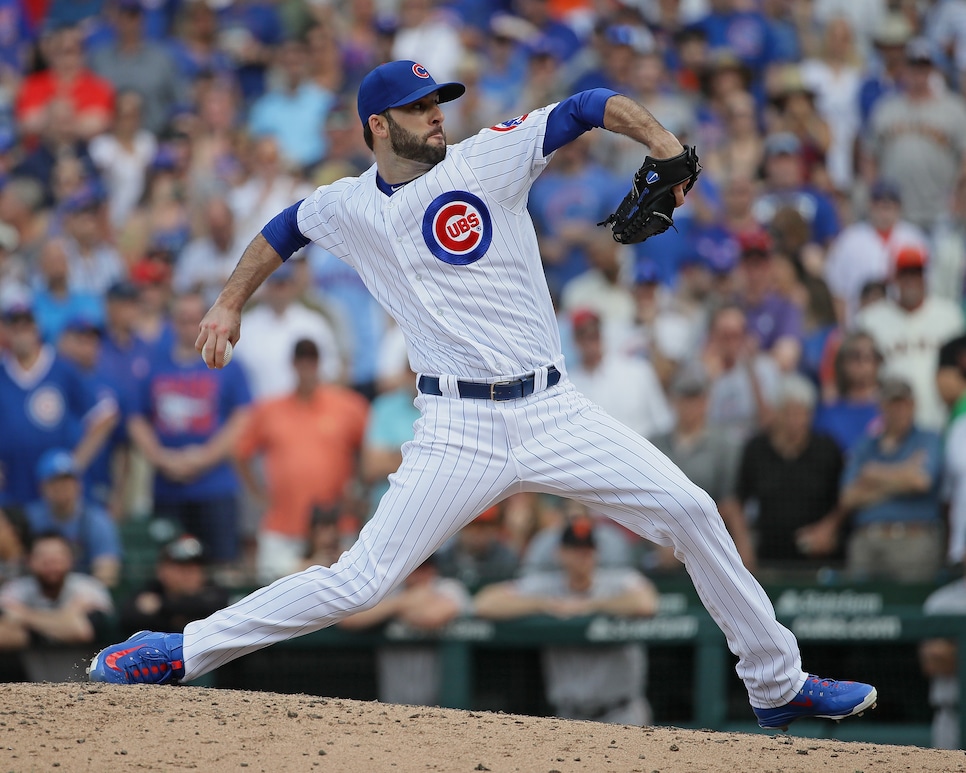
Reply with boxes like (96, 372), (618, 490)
(106, 280), (139, 301)
(356, 60), (465, 125)
(634, 260), (661, 284)
(63, 314), (104, 336)
(36, 449), (78, 483)
(61, 185), (103, 215)
(870, 179), (902, 203)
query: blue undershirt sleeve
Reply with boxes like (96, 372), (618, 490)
(261, 200), (311, 261)
(543, 88), (619, 155)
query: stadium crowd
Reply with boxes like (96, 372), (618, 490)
(3, 0), (966, 740)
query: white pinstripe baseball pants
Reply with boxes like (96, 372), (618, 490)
(183, 379), (806, 708)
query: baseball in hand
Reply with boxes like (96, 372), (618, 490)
(202, 339), (233, 367)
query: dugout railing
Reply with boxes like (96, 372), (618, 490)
(202, 580), (966, 748)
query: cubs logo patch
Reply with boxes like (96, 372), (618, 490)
(422, 191), (493, 265)
(412, 63), (430, 79)
(28, 385), (65, 428)
(489, 114), (529, 132)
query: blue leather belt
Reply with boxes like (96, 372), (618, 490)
(418, 365), (561, 401)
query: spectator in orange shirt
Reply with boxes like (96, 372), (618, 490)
(236, 338), (369, 584)
(16, 25), (114, 142)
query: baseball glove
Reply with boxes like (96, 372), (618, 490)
(598, 145), (701, 244)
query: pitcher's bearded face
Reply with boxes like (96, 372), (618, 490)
(386, 111), (447, 165)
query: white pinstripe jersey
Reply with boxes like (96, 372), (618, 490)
(296, 105), (563, 382)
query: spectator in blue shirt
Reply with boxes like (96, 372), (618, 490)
(570, 24), (654, 94)
(512, 0), (582, 63)
(248, 37), (335, 170)
(692, 0), (781, 80)
(813, 331), (882, 456)
(474, 14), (531, 125)
(733, 229), (803, 373)
(827, 376), (944, 583)
(24, 448), (121, 588)
(98, 280), (153, 404)
(752, 132), (840, 247)
(215, 0), (284, 104)
(0, 301), (117, 509)
(127, 291), (252, 566)
(528, 133), (624, 298)
(31, 237), (104, 345)
(0, 0), (32, 77)
(858, 13), (913, 127)
(57, 314), (131, 516)
(167, 1), (234, 85)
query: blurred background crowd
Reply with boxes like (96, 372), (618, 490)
(3, 0), (966, 739)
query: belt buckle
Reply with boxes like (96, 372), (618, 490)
(490, 380), (515, 401)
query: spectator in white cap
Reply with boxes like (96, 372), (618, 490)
(855, 244), (964, 431)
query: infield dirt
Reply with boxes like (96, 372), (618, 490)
(1, 682), (964, 772)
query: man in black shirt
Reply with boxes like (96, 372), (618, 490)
(732, 374), (844, 574)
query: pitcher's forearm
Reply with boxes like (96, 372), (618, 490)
(602, 94), (682, 156)
(215, 234), (284, 313)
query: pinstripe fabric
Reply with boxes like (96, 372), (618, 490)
(296, 106), (560, 382)
(183, 102), (807, 708)
(184, 382), (805, 707)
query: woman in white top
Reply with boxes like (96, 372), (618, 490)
(88, 90), (157, 229)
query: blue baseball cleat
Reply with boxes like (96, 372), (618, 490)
(753, 675), (877, 730)
(87, 631), (185, 685)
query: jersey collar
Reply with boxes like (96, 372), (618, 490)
(375, 173), (412, 197)
(2, 344), (55, 388)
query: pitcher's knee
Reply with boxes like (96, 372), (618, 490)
(671, 480), (718, 519)
(321, 551), (399, 614)
(655, 482), (722, 537)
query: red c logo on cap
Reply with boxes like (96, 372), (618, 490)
(412, 63), (430, 79)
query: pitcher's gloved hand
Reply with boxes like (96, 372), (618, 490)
(598, 145), (702, 244)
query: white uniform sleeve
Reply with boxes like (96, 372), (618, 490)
(296, 178), (360, 267)
(456, 105), (557, 213)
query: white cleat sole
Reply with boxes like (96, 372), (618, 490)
(86, 651), (102, 680)
(823, 687), (878, 722)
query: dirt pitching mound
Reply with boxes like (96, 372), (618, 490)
(0, 683), (963, 772)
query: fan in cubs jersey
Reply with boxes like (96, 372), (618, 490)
(89, 60), (876, 730)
